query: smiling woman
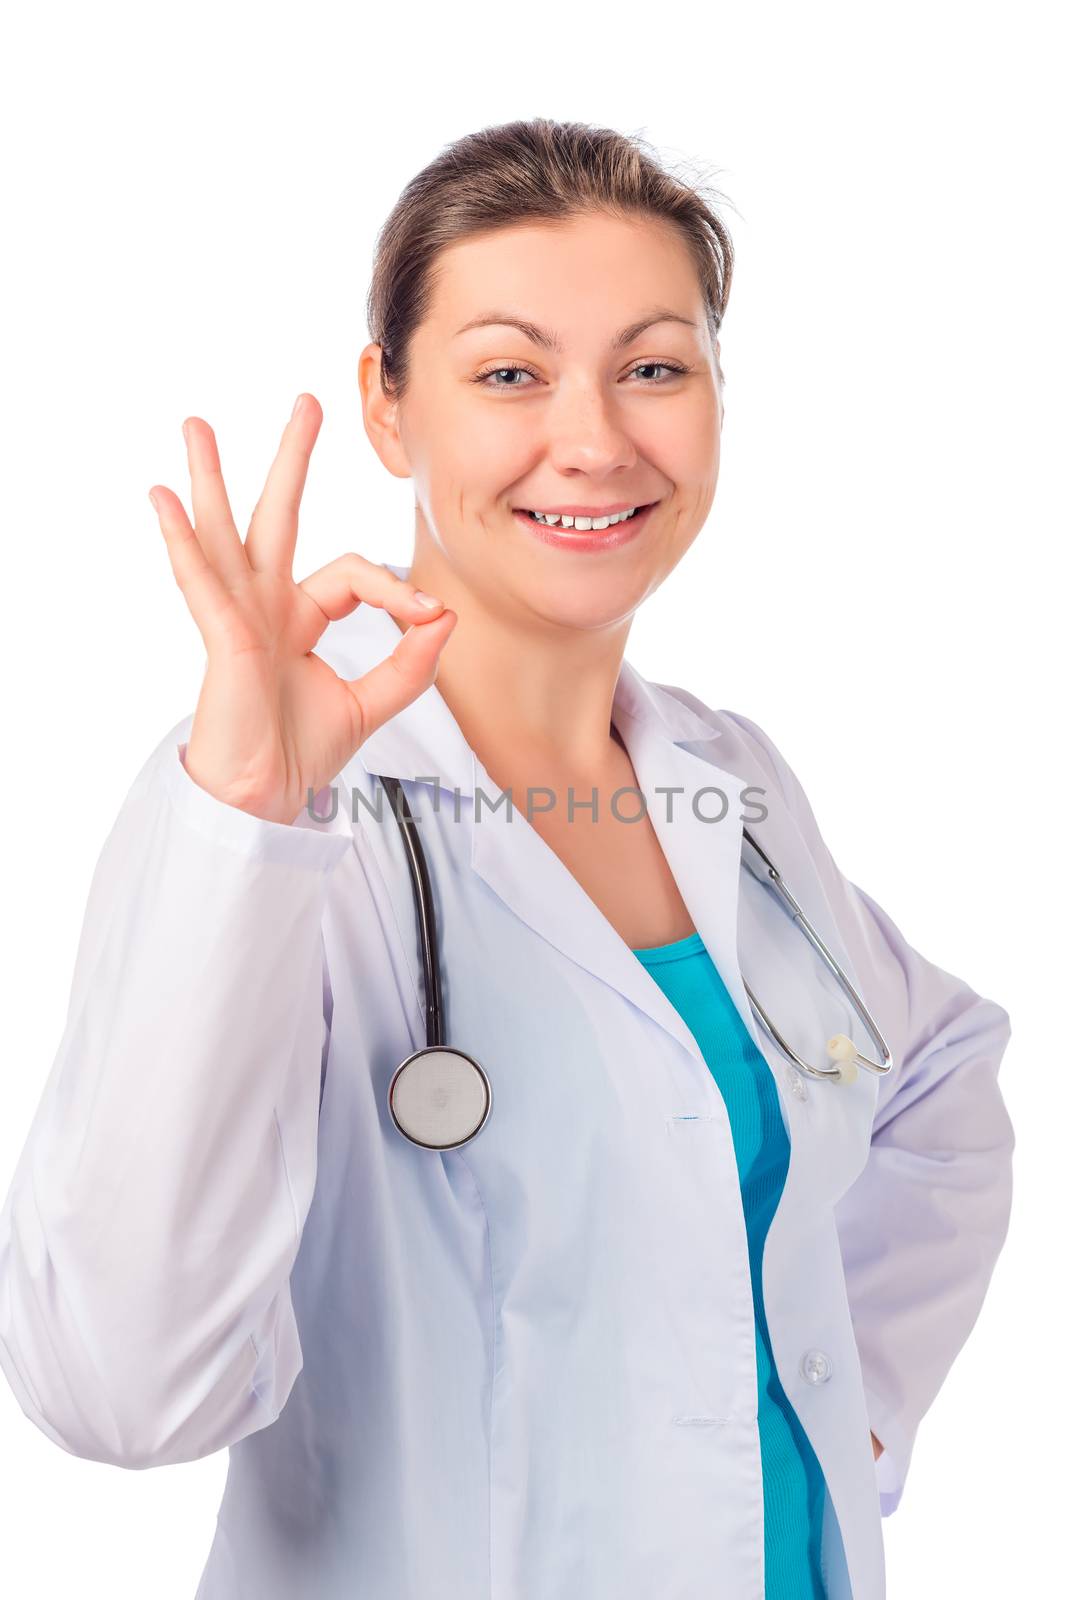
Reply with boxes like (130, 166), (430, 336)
(0, 117), (1012, 1600)
(361, 218), (727, 651)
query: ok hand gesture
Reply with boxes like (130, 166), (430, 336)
(149, 394), (456, 824)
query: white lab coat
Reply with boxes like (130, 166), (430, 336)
(0, 563), (1013, 1600)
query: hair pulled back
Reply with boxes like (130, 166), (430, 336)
(366, 118), (735, 401)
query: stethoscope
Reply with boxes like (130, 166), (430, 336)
(377, 774), (894, 1153)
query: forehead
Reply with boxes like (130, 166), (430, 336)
(423, 212), (705, 334)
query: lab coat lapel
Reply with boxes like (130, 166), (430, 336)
(719, 725), (872, 1028)
(467, 744), (736, 1077)
(614, 699), (755, 1032)
(465, 662), (763, 1080)
(329, 574), (859, 1081)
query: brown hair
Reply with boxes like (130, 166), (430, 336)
(366, 118), (736, 402)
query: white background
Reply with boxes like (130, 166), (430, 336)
(0, 1), (1061, 1594)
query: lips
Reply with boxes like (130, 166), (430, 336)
(512, 501), (656, 553)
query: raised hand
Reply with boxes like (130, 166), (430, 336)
(149, 394), (456, 824)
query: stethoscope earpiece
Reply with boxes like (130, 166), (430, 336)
(827, 1034), (860, 1084)
(740, 829), (893, 1088)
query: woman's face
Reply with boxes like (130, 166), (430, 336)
(366, 209), (723, 633)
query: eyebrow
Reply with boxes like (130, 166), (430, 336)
(452, 307), (700, 352)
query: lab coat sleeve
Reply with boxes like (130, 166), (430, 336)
(726, 710), (1014, 1519)
(0, 713), (355, 1469)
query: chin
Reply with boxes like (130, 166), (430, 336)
(512, 561), (658, 633)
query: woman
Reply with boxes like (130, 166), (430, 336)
(0, 119), (1013, 1600)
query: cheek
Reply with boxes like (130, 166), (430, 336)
(437, 418), (531, 500)
(671, 413), (721, 481)
(678, 439), (721, 522)
(423, 473), (503, 559)
(642, 413), (720, 500)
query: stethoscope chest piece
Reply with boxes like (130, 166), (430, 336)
(388, 1047), (493, 1151)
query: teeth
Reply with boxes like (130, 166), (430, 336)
(523, 505), (643, 530)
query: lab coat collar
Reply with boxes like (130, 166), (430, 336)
(323, 565), (764, 1076)
(336, 563), (726, 797)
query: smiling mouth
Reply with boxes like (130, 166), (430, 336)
(515, 502), (657, 528)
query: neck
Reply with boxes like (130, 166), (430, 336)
(403, 550), (631, 783)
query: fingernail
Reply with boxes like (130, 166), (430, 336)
(148, 490), (159, 512)
(414, 590), (442, 609)
(292, 394), (305, 420)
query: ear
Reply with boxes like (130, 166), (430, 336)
(714, 339), (725, 426)
(358, 343), (412, 480)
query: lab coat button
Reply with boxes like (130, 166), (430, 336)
(789, 1070), (809, 1100)
(800, 1348), (832, 1385)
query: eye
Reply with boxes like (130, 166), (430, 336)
(472, 364), (539, 389)
(470, 360), (692, 390)
(627, 362), (690, 384)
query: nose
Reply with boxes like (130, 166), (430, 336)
(541, 386), (640, 476)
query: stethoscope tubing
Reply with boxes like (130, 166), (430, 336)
(380, 775), (445, 1049)
(739, 828), (893, 1079)
(375, 772), (894, 1150)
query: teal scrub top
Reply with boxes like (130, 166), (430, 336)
(631, 928), (828, 1600)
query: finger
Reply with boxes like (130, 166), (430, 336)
(345, 609), (457, 746)
(297, 551), (446, 625)
(182, 416), (250, 588)
(149, 484), (240, 648)
(243, 393), (323, 576)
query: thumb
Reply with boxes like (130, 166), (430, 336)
(344, 609), (457, 749)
